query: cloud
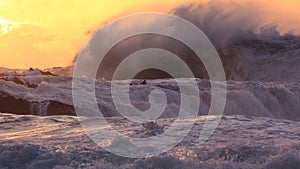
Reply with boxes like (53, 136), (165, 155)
(0, 18), (19, 36)
(0, 18), (40, 36)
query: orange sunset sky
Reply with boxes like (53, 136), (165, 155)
(0, 0), (299, 69)
(0, 0), (195, 69)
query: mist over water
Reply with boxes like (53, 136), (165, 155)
(74, 0), (300, 82)
(168, 0), (300, 82)
(172, 0), (300, 52)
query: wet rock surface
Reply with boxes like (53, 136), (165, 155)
(0, 72), (300, 122)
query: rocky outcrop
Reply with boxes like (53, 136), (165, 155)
(43, 100), (75, 116)
(0, 91), (31, 115)
(0, 72), (300, 121)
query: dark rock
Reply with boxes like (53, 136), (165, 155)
(40, 71), (57, 76)
(44, 101), (75, 116)
(143, 121), (157, 130)
(0, 76), (38, 89)
(141, 80), (147, 85)
(12, 76), (24, 85)
(0, 91), (31, 115)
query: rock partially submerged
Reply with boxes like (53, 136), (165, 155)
(0, 72), (300, 121)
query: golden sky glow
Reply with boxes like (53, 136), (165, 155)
(0, 0), (194, 69)
(0, 0), (299, 69)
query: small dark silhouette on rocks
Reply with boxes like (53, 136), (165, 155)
(141, 80), (147, 85)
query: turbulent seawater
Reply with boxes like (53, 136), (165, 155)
(1, 61), (299, 168)
(0, 113), (299, 169)
(1, 1), (300, 168)
(0, 70), (300, 121)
